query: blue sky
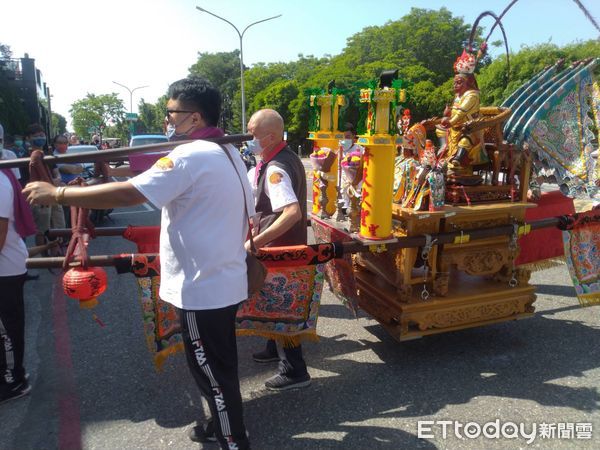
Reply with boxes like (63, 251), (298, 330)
(2, 0), (598, 127)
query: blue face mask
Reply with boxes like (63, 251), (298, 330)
(246, 138), (263, 155)
(166, 114), (194, 141)
(15, 140), (23, 147)
(31, 137), (47, 148)
(340, 139), (353, 151)
(166, 124), (180, 141)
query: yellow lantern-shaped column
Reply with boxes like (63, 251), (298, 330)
(357, 88), (399, 240)
(307, 93), (346, 218)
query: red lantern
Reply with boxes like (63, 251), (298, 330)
(62, 266), (108, 309)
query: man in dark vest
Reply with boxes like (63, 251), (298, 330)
(246, 109), (310, 390)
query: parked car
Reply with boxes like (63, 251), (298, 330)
(65, 144), (100, 174)
(129, 134), (168, 147)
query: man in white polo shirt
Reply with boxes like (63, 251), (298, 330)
(23, 76), (252, 450)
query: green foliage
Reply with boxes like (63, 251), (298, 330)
(95, 9), (595, 151)
(0, 43), (11, 59)
(284, 7), (473, 144)
(51, 112), (67, 136)
(339, 8), (470, 85)
(189, 51), (242, 132)
(69, 93), (126, 140)
(251, 79), (299, 125)
(478, 40), (600, 106)
(137, 96), (167, 134)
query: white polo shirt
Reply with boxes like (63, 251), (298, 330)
(1, 149), (21, 180)
(0, 171), (28, 276)
(247, 164), (298, 212)
(130, 141), (255, 310)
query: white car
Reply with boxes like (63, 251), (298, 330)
(129, 134), (168, 147)
(65, 145), (100, 172)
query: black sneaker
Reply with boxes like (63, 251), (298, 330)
(188, 421), (217, 443)
(265, 372), (311, 391)
(0, 379), (31, 406)
(252, 348), (279, 363)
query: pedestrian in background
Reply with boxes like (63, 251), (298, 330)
(0, 124), (21, 181)
(25, 124), (65, 247)
(52, 135), (83, 184)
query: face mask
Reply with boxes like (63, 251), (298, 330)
(340, 139), (353, 151)
(166, 124), (194, 141)
(166, 114), (194, 141)
(15, 140), (23, 147)
(31, 137), (47, 148)
(246, 138), (263, 155)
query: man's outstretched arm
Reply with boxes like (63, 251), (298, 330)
(23, 181), (148, 210)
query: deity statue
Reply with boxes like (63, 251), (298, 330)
(437, 50), (489, 184)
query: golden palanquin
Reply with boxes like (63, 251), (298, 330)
(313, 201), (537, 341)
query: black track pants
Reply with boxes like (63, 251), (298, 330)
(180, 303), (250, 450)
(0, 273), (27, 384)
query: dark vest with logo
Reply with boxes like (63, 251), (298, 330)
(255, 145), (307, 247)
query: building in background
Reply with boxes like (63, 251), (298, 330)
(0, 53), (52, 138)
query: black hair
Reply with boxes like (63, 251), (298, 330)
(167, 76), (221, 126)
(344, 122), (356, 134)
(53, 134), (68, 144)
(26, 123), (45, 136)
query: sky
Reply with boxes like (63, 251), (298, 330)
(2, 0), (599, 130)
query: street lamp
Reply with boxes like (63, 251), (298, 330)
(112, 81), (149, 113)
(196, 6), (281, 133)
(112, 81), (148, 138)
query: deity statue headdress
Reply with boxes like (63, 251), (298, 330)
(454, 50), (478, 75)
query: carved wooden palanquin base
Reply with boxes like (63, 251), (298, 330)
(312, 202), (537, 340)
(446, 184), (515, 205)
(356, 269), (536, 341)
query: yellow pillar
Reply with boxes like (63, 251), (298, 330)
(357, 88), (398, 240)
(308, 94), (346, 218)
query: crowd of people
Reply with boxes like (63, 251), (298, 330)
(1, 75), (362, 450)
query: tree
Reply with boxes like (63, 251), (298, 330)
(140, 8), (597, 151)
(69, 93), (126, 140)
(189, 51), (241, 131)
(51, 112), (67, 136)
(137, 96), (167, 134)
(478, 40), (600, 106)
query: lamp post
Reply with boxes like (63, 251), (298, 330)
(112, 81), (148, 138)
(196, 6), (281, 133)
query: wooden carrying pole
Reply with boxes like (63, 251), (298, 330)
(29, 216), (569, 269)
(0, 134), (253, 169)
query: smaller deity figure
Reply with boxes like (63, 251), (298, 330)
(397, 108), (412, 136)
(393, 123), (426, 205)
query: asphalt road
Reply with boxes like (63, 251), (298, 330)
(1, 168), (599, 449)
